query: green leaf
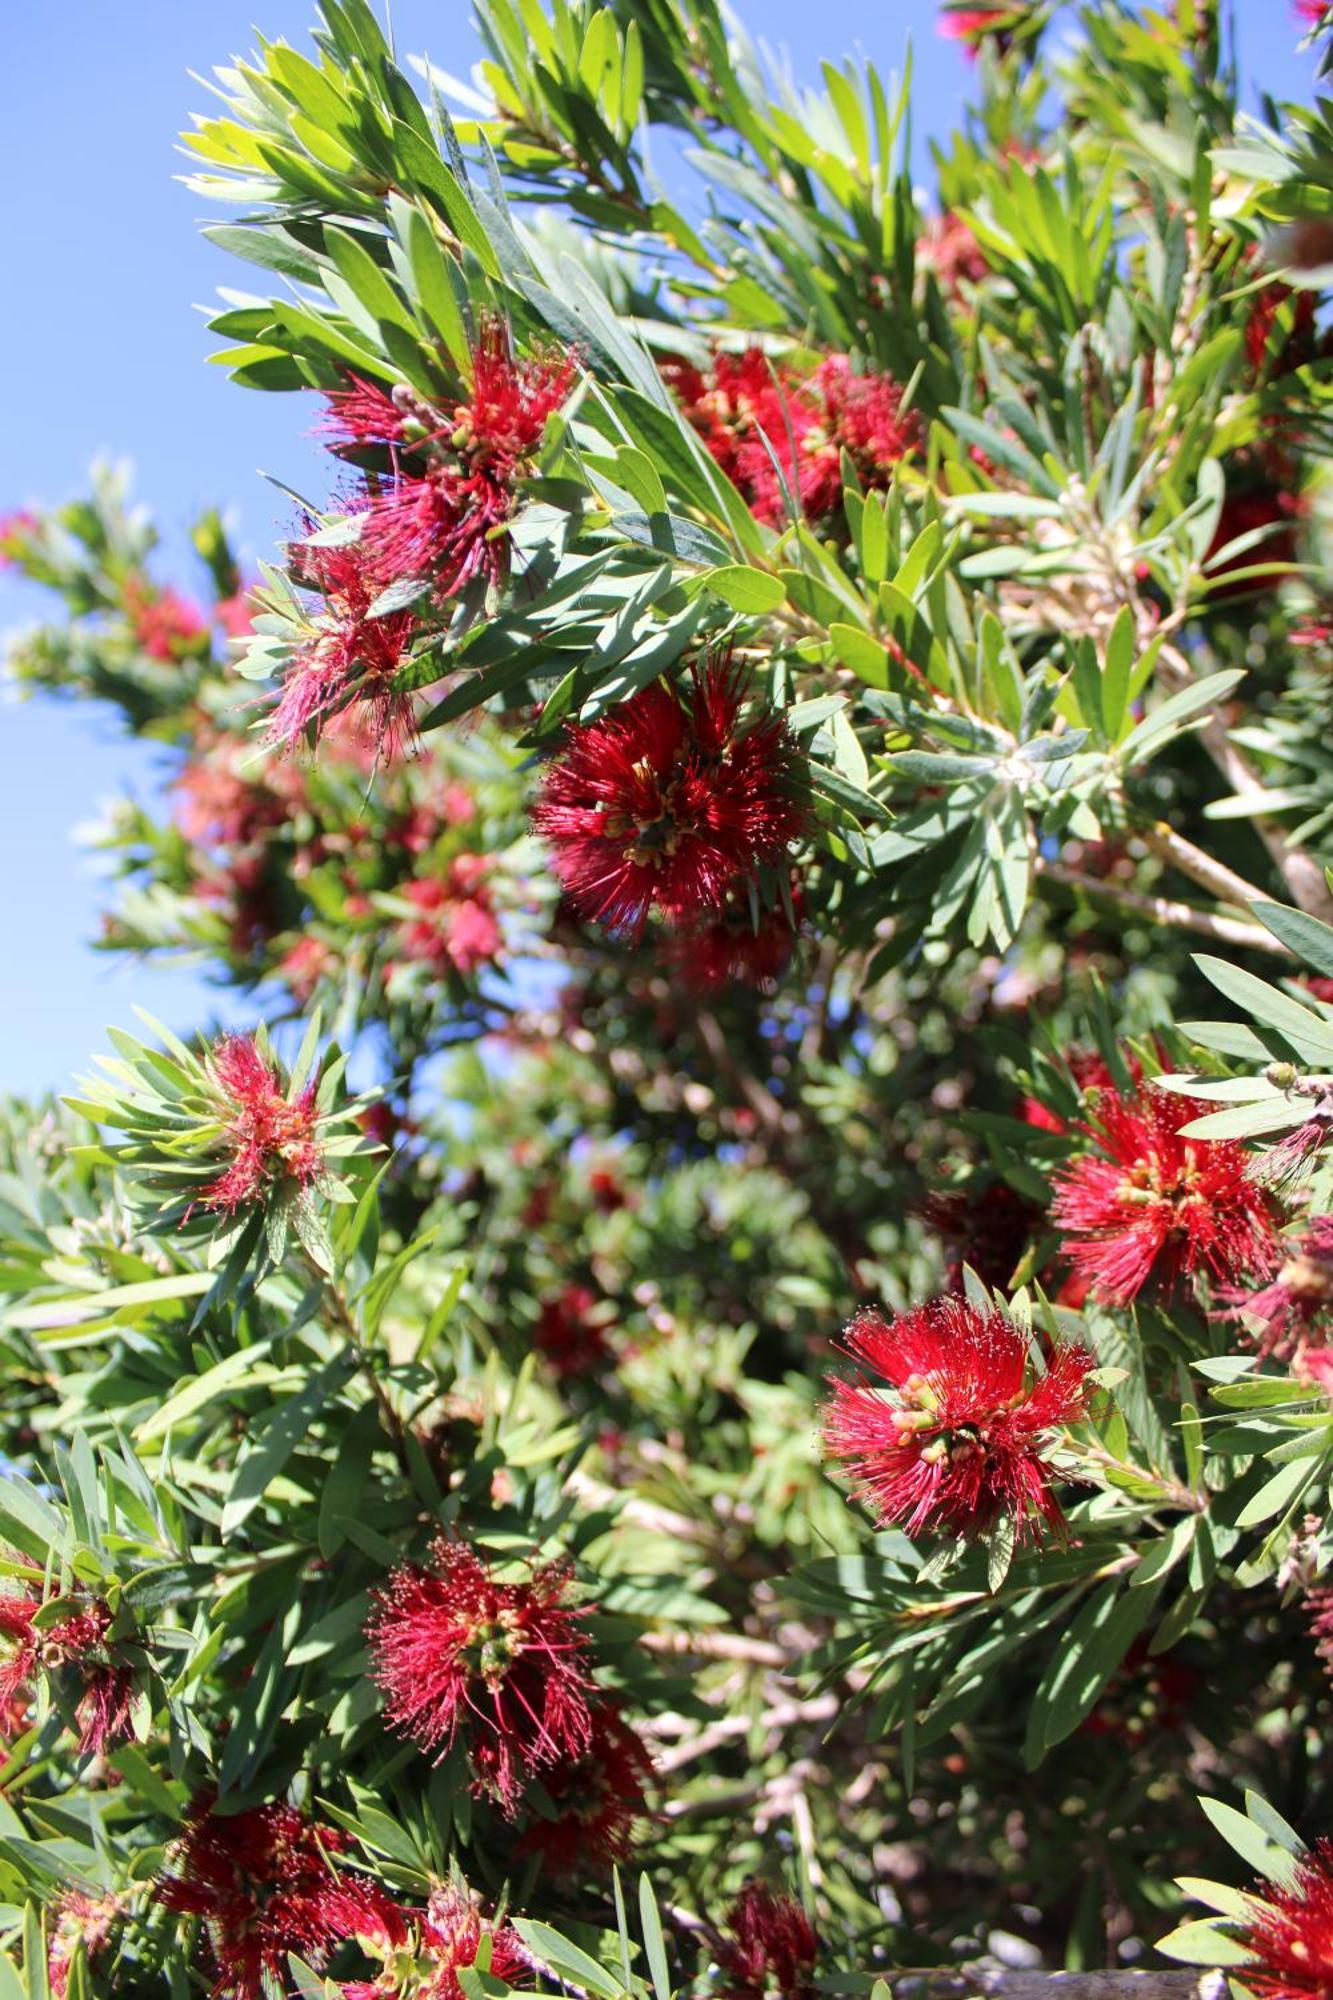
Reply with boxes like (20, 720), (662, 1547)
(513, 1922), (624, 1998)
(136, 1340), (276, 1444)
(1199, 1799), (1301, 1883)
(1119, 670), (1245, 766)
(1156, 1919), (1254, 1966)
(222, 1355), (351, 1536)
(1252, 901), (1333, 977)
(639, 1876), (671, 2000)
(402, 204), (471, 371)
(1233, 1454), (1320, 1529)
(1024, 1577), (1160, 1765)
(1194, 956), (1333, 1065)
(699, 565), (786, 614)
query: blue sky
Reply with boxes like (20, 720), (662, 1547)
(0, 1), (1316, 1098)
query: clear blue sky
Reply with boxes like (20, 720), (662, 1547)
(0, 1), (1315, 1098)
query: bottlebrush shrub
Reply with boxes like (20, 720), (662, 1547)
(9, 0), (1333, 1994)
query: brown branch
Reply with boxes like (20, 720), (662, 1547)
(639, 1628), (791, 1668)
(890, 1973), (1228, 2000)
(1139, 820), (1275, 912)
(1036, 860), (1293, 957)
(1157, 641), (1333, 922)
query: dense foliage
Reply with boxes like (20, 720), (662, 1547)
(6, 0), (1333, 1993)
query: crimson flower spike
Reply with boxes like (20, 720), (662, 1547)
(532, 656), (809, 941)
(822, 1296), (1093, 1545)
(1050, 1077), (1280, 1305)
(365, 1538), (596, 1815)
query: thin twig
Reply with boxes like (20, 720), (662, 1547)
(640, 1628), (791, 1668)
(1036, 860), (1293, 957)
(1157, 640), (1333, 922)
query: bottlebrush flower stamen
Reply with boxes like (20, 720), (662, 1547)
(532, 659), (808, 940)
(1236, 1837), (1333, 1999)
(822, 1297), (1093, 1543)
(366, 1539), (595, 1814)
(716, 1882), (819, 2000)
(201, 1033), (326, 1215)
(1051, 1080), (1280, 1304)
(156, 1791), (364, 2000)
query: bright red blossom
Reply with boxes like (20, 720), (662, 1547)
(202, 1034), (325, 1214)
(359, 328), (576, 602)
(366, 1539), (595, 1814)
(716, 1884), (819, 2000)
(666, 347), (918, 525)
(395, 860), (503, 977)
(665, 890), (801, 992)
(534, 1284), (611, 1378)
(272, 537), (417, 754)
(47, 1889), (125, 1999)
(1238, 1838), (1333, 2000)
(320, 375), (413, 449)
(123, 577), (209, 661)
(822, 1297), (1093, 1543)
(334, 1882), (530, 2000)
(516, 1699), (653, 1875)
(1051, 1082), (1279, 1304)
(156, 1792), (368, 2000)
(1223, 1215), (1333, 1358)
(0, 1592), (134, 1754)
(532, 661), (807, 939)
(0, 1593), (38, 1738)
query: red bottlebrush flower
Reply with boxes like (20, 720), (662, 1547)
(319, 374), (413, 450)
(395, 861), (503, 977)
(0, 508), (38, 568)
(822, 1297), (1093, 1543)
(0, 1592), (39, 1737)
(716, 1883), (819, 2000)
(41, 1599), (136, 1755)
(157, 1792), (362, 2000)
(359, 328), (575, 603)
(213, 588), (256, 640)
(1246, 281), (1320, 377)
(666, 890), (801, 992)
(365, 1539), (595, 1814)
(665, 347), (917, 524)
(919, 211), (990, 293)
(1050, 1082), (1280, 1305)
(173, 757), (294, 850)
(0, 1594), (133, 1755)
(532, 660), (808, 940)
(1297, 1346), (1333, 1397)
(938, 4), (1022, 53)
(1236, 1838), (1333, 2000)
(588, 1167), (627, 1212)
(272, 536), (417, 754)
(923, 1183), (1042, 1295)
(534, 1284), (611, 1379)
(1020, 1048), (1124, 1138)
(1307, 1584), (1333, 1681)
(516, 1699), (653, 1876)
(281, 935), (333, 1005)
(1296, 1), (1329, 30)
(336, 1882), (530, 2000)
(201, 1033), (326, 1214)
(47, 1888), (125, 1999)
(661, 347), (780, 489)
(123, 577), (209, 661)
(1223, 1216), (1333, 1358)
